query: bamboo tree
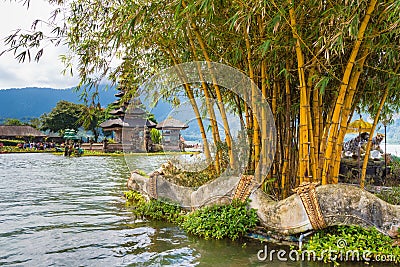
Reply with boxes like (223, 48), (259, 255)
(165, 47), (213, 162)
(360, 87), (389, 188)
(331, 48), (370, 182)
(288, 1), (310, 183)
(187, 30), (222, 174)
(321, 0), (378, 184)
(180, 0), (236, 169)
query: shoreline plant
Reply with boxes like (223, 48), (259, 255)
(124, 190), (258, 240)
(303, 225), (400, 264)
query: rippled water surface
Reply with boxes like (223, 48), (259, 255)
(0, 153), (370, 266)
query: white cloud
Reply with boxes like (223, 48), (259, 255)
(0, 1), (79, 89)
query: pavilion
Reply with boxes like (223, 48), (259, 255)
(0, 125), (46, 141)
(156, 117), (188, 151)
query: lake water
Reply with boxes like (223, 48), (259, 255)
(0, 153), (378, 266)
(384, 144), (400, 157)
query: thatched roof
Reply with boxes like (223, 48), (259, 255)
(114, 91), (125, 97)
(156, 117), (188, 130)
(0, 125), (46, 137)
(100, 117), (156, 130)
(100, 118), (128, 129)
(109, 107), (126, 116)
(128, 107), (146, 116)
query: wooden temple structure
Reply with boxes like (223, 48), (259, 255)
(156, 117), (188, 151)
(100, 71), (189, 152)
(99, 90), (156, 152)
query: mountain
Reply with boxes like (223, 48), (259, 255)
(0, 87), (116, 123)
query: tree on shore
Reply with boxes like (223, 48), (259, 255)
(3, 118), (25, 126)
(78, 105), (106, 142)
(3, 0), (400, 198)
(40, 100), (84, 134)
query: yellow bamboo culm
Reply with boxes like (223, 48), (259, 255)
(311, 73), (320, 182)
(288, 2), (310, 183)
(331, 48), (370, 182)
(321, 0), (377, 184)
(360, 88), (389, 188)
(244, 26), (261, 181)
(187, 30), (222, 174)
(165, 48), (213, 163)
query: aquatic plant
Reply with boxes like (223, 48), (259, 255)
(124, 191), (183, 224)
(124, 191), (258, 240)
(180, 199), (258, 240)
(303, 225), (400, 264)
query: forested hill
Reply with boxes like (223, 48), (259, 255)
(0, 87), (116, 123)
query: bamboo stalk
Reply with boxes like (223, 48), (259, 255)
(165, 48), (213, 162)
(187, 29), (221, 174)
(331, 48), (370, 182)
(360, 62), (400, 188)
(288, 2), (310, 183)
(245, 103), (254, 173)
(244, 25), (261, 181)
(321, 0), (377, 184)
(281, 58), (292, 198)
(258, 15), (269, 181)
(360, 87), (389, 188)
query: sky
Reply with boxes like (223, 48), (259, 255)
(0, 1), (79, 89)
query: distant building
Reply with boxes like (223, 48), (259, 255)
(122, 106), (157, 152)
(0, 125), (46, 141)
(156, 117), (188, 151)
(46, 132), (64, 143)
(100, 90), (156, 152)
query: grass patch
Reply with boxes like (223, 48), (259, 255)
(0, 146), (54, 153)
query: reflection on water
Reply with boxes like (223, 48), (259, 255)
(0, 153), (378, 266)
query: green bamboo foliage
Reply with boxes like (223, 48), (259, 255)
(3, 0), (400, 199)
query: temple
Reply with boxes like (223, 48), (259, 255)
(99, 89), (156, 152)
(156, 117), (188, 151)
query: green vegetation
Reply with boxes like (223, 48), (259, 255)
(39, 100), (107, 142)
(124, 190), (258, 240)
(78, 105), (107, 142)
(150, 128), (162, 144)
(0, 139), (23, 146)
(0, 146), (54, 153)
(376, 186), (400, 205)
(124, 191), (183, 224)
(181, 199), (258, 240)
(161, 163), (222, 188)
(161, 143), (230, 187)
(3, 118), (25, 126)
(40, 101), (84, 134)
(303, 225), (400, 264)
